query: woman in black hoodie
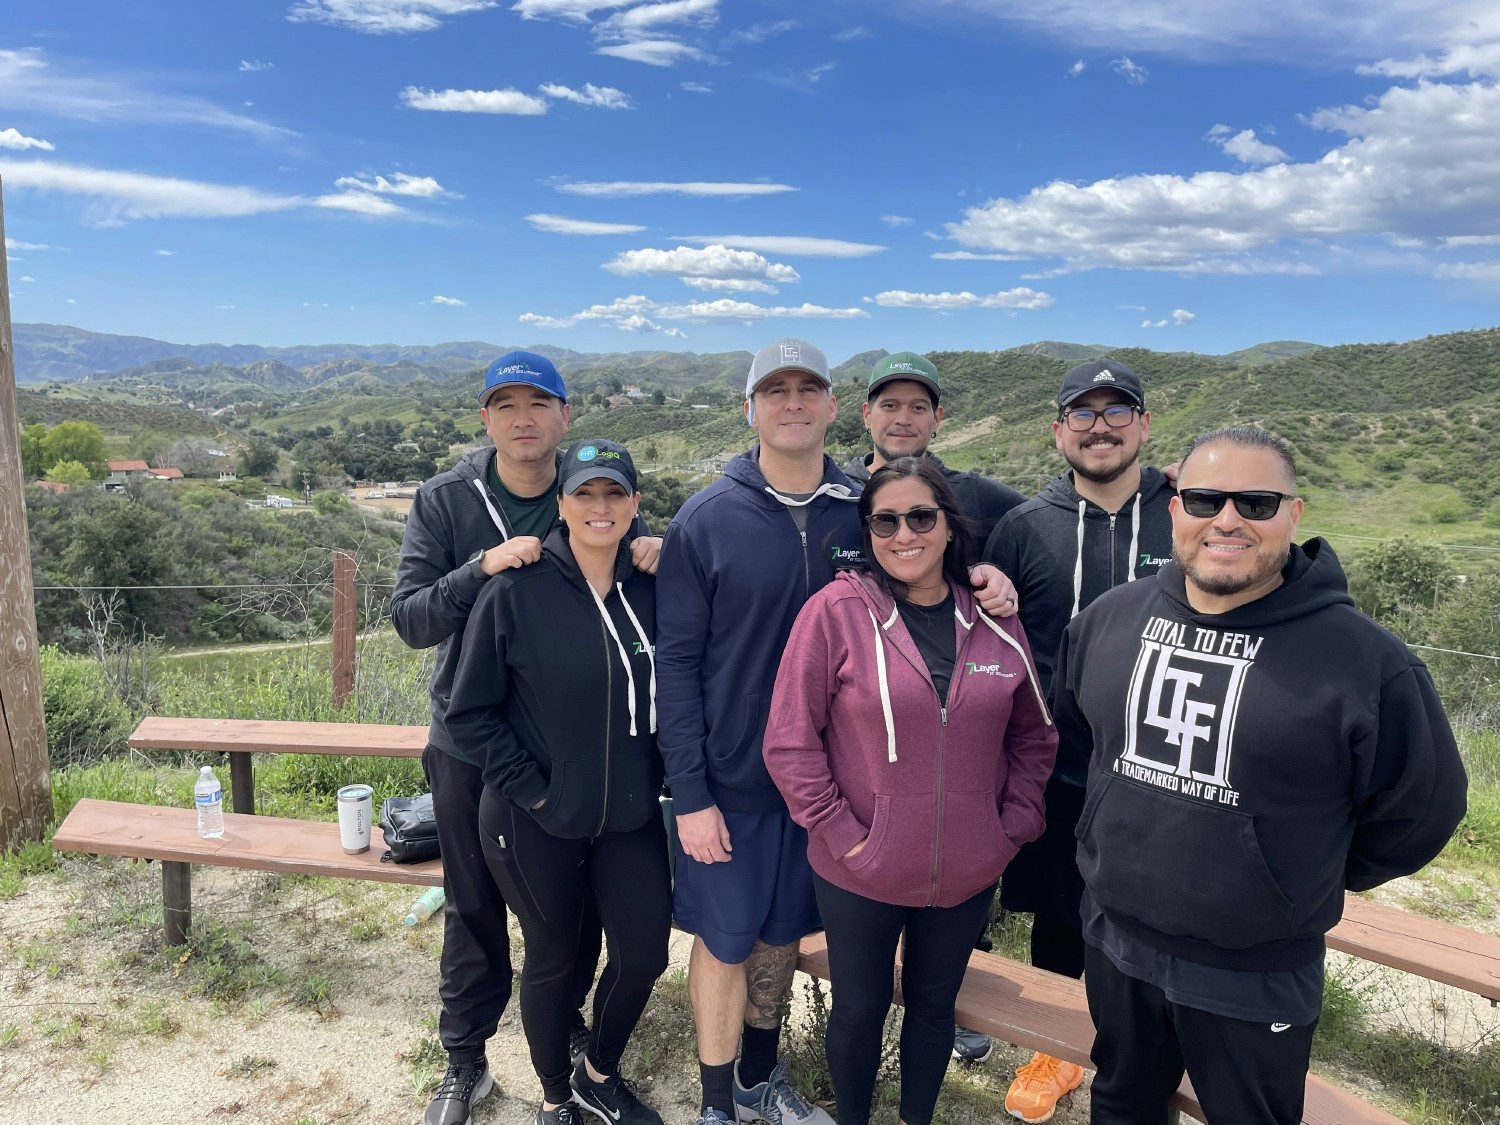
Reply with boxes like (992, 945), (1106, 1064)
(447, 438), (669, 1125)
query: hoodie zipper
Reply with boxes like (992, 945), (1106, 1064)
(928, 703), (948, 907)
(798, 527), (811, 601)
(597, 598), (613, 836)
(1108, 512), (1118, 586)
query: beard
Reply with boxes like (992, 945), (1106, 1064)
(874, 440), (928, 465)
(1173, 538), (1289, 597)
(1064, 437), (1139, 485)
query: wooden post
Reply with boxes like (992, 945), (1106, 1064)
(162, 861), (191, 946)
(0, 178), (52, 850)
(332, 550), (355, 707)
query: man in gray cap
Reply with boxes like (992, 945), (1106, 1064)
(843, 350), (1026, 548)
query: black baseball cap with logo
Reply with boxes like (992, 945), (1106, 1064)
(1057, 359), (1145, 411)
(560, 438), (639, 494)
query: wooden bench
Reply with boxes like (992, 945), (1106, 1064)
(795, 932), (1402, 1125)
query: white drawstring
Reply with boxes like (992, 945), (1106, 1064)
(763, 481), (859, 507)
(1127, 493), (1141, 583)
(470, 477), (509, 538)
(974, 612), (1054, 727)
(1070, 499), (1086, 618)
(868, 608), (898, 762)
(615, 582), (657, 733)
(587, 583), (641, 737)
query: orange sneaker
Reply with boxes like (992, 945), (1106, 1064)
(1004, 1052), (1085, 1123)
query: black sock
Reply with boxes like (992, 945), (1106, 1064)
(700, 1060), (735, 1114)
(738, 1023), (780, 1089)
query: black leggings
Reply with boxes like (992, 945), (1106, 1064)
(813, 873), (996, 1125)
(480, 787), (672, 1104)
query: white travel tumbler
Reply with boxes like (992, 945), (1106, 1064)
(337, 784), (374, 854)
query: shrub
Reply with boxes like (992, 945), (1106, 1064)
(38, 646), (133, 765)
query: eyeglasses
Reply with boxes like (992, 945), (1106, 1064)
(1061, 405), (1139, 431)
(1178, 488), (1295, 521)
(866, 507), (941, 538)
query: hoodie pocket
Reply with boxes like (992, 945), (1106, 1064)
(712, 693), (764, 768)
(1077, 771), (1295, 950)
(940, 790), (1018, 899)
(840, 793), (929, 894)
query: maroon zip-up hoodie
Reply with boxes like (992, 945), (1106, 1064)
(764, 570), (1058, 908)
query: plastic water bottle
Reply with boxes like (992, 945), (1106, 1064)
(404, 886), (446, 927)
(195, 766), (224, 839)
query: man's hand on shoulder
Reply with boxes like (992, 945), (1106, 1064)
(481, 536), (542, 575)
(631, 535), (663, 575)
(970, 561), (1019, 617)
(676, 804), (732, 863)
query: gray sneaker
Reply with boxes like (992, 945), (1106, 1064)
(695, 1110), (737, 1125)
(424, 1059), (495, 1125)
(952, 1026), (994, 1064)
(733, 1062), (834, 1125)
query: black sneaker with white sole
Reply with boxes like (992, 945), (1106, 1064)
(424, 1059), (495, 1125)
(537, 1101), (585, 1125)
(571, 1059), (665, 1125)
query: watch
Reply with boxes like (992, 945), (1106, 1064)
(466, 548), (491, 580)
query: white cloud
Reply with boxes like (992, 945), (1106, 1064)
(603, 244), (799, 282)
(334, 171), (457, 196)
(1434, 261), (1500, 280)
(526, 213), (646, 235)
(5, 238), (48, 250)
(1171, 308), (1196, 324)
(287, 0), (497, 33)
(18, 275), (33, 282)
(65, 298), (75, 304)
(880, 215), (913, 227)
(728, 20), (796, 44)
(215, 304), (236, 309)
(1209, 127), (1289, 165)
(239, 59), (274, 72)
(1110, 57), (1148, 85)
(664, 326), (688, 337)
(0, 159), (412, 221)
(832, 26), (871, 41)
(431, 294), (466, 305)
(598, 0), (717, 36)
(154, 249), (174, 256)
(0, 47), (295, 142)
(0, 127), (54, 151)
(930, 250), (1023, 260)
(519, 312), (577, 329)
(669, 234), (883, 256)
(596, 38), (708, 65)
(1066, 59), (1085, 77)
(539, 82), (633, 108)
(1360, 42), (1500, 80)
(655, 298), (867, 320)
(869, 287), (1053, 310)
(680, 277), (778, 293)
(401, 85), (549, 113)
(945, 79), (1500, 274)
(560, 180), (796, 197)
(512, 0), (617, 20)
(681, 81), (713, 93)
(1142, 318), (1168, 327)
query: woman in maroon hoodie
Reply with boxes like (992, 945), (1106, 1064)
(764, 456), (1057, 1125)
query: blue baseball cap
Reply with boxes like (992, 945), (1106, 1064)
(479, 350), (567, 406)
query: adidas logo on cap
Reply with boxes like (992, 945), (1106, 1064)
(1093, 370), (1116, 383)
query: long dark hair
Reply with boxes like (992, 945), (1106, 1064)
(859, 456), (977, 602)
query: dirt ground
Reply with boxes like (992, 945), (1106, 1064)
(0, 859), (1089, 1125)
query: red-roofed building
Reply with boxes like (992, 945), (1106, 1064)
(146, 467), (185, 481)
(106, 460), (151, 487)
(32, 480), (69, 494)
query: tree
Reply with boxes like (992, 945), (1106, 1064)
(312, 490), (351, 515)
(41, 421), (106, 477)
(20, 423), (48, 479)
(46, 460), (94, 487)
(238, 439), (281, 480)
(1348, 536), (1455, 624)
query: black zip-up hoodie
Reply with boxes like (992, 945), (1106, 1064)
(842, 451), (1026, 546)
(984, 468), (1174, 717)
(444, 527), (660, 840)
(1056, 538), (1468, 972)
(390, 447), (648, 760)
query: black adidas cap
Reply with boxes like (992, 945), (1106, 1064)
(1057, 359), (1145, 411)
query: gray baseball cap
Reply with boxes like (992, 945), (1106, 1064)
(744, 338), (831, 398)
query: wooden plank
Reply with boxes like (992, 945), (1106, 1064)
(129, 717), (427, 758)
(795, 934), (1401, 1125)
(52, 798), (442, 887)
(0, 178), (51, 851)
(1330, 894), (1500, 1003)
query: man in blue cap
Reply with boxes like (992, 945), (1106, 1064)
(392, 350), (661, 1125)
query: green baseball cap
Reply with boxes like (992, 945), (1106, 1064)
(867, 351), (941, 403)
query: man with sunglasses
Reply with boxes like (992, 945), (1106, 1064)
(979, 358), (1175, 1122)
(1054, 425), (1466, 1124)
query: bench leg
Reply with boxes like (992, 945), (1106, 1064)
(162, 861), (191, 946)
(229, 751), (255, 815)
(1166, 1109), (1180, 1125)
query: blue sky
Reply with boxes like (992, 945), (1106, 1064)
(2, 1), (1498, 364)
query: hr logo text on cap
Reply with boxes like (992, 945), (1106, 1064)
(578, 446), (598, 461)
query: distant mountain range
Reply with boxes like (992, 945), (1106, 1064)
(11, 322), (1327, 388)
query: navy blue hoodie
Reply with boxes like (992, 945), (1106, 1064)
(656, 447), (864, 815)
(1056, 538), (1468, 971)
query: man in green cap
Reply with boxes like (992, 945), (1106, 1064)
(843, 350), (1026, 548)
(841, 350), (1027, 1066)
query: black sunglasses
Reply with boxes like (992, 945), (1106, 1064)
(866, 507), (941, 538)
(1179, 488), (1295, 521)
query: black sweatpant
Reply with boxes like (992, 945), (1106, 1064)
(1084, 944), (1317, 1125)
(480, 786), (672, 1104)
(424, 746), (602, 1062)
(813, 873), (996, 1125)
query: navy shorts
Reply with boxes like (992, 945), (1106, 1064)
(672, 805), (819, 965)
